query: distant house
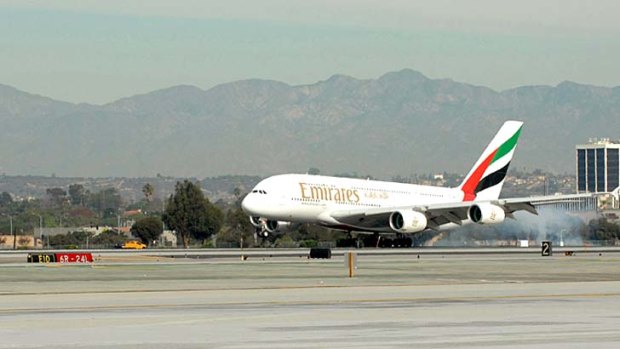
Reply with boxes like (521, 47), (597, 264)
(39, 227), (87, 237)
(118, 226), (132, 235)
(159, 230), (177, 247)
(123, 209), (142, 217)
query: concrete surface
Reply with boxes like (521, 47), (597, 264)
(1, 253), (620, 348)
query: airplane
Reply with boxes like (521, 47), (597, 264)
(241, 120), (598, 239)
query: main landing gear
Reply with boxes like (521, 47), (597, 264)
(358, 233), (413, 248)
(336, 231), (363, 248)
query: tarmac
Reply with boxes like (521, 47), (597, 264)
(1, 251), (620, 348)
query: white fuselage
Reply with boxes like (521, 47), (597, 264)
(242, 174), (464, 230)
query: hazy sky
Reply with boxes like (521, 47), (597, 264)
(1, 0), (619, 104)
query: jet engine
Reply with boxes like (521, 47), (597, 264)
(468, 203), (506, 224)
(265, 220), (279, 233)
(265, 220), (300, 233)
(389, 210), (428, 233)
(250, 217), (300, 237)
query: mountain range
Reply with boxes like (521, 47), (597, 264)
(1, 69), (619, 178)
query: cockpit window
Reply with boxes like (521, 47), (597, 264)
(252, 190), (267, 194)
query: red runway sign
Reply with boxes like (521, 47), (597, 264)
(55, 253), (93, 263)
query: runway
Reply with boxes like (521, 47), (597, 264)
(2, 245), (620, 264)
(1, 252), (620, 348)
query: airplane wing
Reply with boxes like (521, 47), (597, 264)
(326, 193), (598, 233)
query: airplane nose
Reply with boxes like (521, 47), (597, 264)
(241, 195), (255, 215)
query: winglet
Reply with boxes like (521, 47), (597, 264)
(459, 121), (523, 201)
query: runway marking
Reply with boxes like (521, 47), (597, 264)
(1, 291), (620, 314)
(1, 279), (618, 296)
(0, 282), (565, 296)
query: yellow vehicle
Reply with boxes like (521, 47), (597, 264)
(121, 240), (147, 249)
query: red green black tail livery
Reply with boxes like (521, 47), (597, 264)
(459, 121), (523, 201)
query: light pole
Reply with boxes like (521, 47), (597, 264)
(1, 213), (15, 249)
(9, 215), (14, 250)
(37, 215), (42, 249)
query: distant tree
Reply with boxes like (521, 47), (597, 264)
(88, 188), (122, 216)
(233, 187), (241, 200)
(219, 207), (254, 247)
(48, 231), (93, 248)
(90, 230), (126, 247)
(163, 180), (223, 248)
(131, 217), (163, 245)
(142, 183), (155, 202)
(308, 167), (321, 175)
(275, 235), (297, 248)
(203, 200), (224, 240)
(585, 218), (620, 242)
(0, 192), (12, 207)
(68, 184), (87, 206)
(46, 187), (68, 207)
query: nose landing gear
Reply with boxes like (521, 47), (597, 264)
(257, 227), (270, 239)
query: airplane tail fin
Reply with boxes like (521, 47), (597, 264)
(458, 120), (523, 201)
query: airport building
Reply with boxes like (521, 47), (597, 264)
(576, 138), (620, 193)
